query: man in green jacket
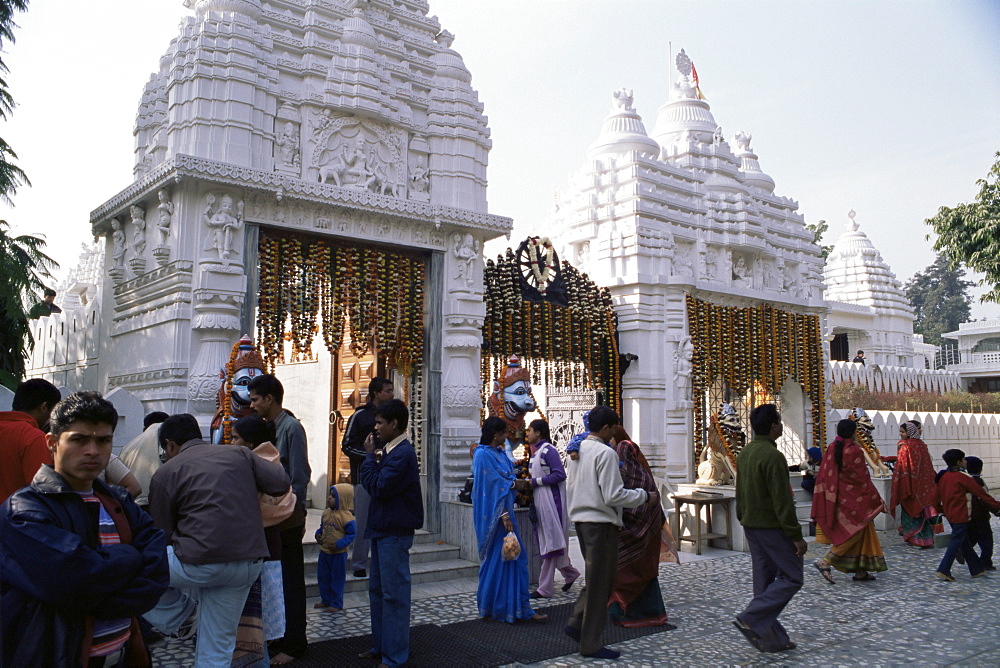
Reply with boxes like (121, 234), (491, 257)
(733, 403), (806, 653)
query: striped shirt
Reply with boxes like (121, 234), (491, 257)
(78, 492), (131, 657)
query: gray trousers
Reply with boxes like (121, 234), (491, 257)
(738, 527), (803, 651)
(351, 483), (371, 572)
(568, 521), (619, 655)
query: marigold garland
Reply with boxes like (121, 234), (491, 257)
(686, 295), (826, 460)
(482, 250), (621, 415)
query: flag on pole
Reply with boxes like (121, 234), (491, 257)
(691, 62), (706, 100)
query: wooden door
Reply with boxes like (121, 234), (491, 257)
(329, 334), (383, 485)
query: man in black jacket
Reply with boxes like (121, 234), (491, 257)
(341, 376), (393, 578)
(0, 391), (169, 667)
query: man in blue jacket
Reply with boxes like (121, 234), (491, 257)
(0, 391), (169, 667)
(358, 399), (424, 667)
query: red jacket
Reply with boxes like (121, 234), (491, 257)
(937, 470), (1000, 524)
(0, 411), (52, 503)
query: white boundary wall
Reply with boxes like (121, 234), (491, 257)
(827, 408), (1000, 489)
(829, 361), (963, 394)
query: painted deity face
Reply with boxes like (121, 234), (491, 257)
(501, 380), (536, 420)
(232, 366), (264, 406)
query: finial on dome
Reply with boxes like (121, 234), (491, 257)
(734, 131), (752, 153)
(675, 49), (692, 77)
(612, 88), (635, 112)
(847, 209), (859, 231)
(435, 29), (455, 48)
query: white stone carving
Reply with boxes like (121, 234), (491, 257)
(276, 121), (301, 170)
(732, 253), (750, 287)
(111, 218), (126, 269)
(452, 232), (479, 288)
(409, 155), (429, 196)
(130, 205), (146, 255)
(156, 189), (173, 247)
(202, 193), (244, 261)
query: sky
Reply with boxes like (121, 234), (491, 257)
(2, 0), (998, 317)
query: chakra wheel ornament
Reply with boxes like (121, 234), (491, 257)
(516, 236), (568, 305)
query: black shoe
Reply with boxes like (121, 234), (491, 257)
(582, 647), (621, 660)
(562, 578), (577, 592)
(353, 569), (367, 578)
(563, 625), (581, 641)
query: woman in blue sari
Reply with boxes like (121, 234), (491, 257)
(473, 417), (548, 623)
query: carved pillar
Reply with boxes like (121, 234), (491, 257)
(438, 233), (486, 502)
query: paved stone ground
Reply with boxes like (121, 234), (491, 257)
(151, 524), (1000, 666)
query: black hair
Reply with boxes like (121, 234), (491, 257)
(528, 418), (550, 442)
(367, 377), (392, 398)
(856, 350), (864, 355)
(43, 288), (56, 297)
(48, 391), (118, 436)
(942, 448), (965, 468)
(158, 414), (203, 448)
(966, 456), (984, 475)
(143, 411), (169, 430)
(233, 414), (275, 447)
(749, 404), (781, 436)
(374, 398), (408, 430)
(12, 378), (61, 413)
(481, 416), (507, 445)
(834, 418), (857, 469)
(588, 405), (620, 432)
(247, 374), (284, 405)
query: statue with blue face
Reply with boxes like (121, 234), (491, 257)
(210, 335), (267, 444)
(487, 354), (537, 461)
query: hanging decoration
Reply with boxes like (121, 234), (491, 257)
(483, 239), (621, 415)
(256, 231), (426, 376)
(686, 295), (826, 458)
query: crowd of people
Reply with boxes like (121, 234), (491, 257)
(2, 375), (1000, 665)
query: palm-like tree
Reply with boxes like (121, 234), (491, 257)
(0, 0), (41, 389)
(0, 219), (56, 387)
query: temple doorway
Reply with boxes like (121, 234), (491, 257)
(329, 336), (386, 485)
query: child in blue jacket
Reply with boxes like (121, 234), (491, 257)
(314, 483), (356, 611)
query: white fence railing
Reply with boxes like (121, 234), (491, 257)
(829, 361), (963, 394)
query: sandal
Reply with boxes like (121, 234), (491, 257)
(852, 573), (876, 581)
(813, 560), (836, 584)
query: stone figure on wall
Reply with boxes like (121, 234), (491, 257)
(310, 108), (334, 142)
(345, 140), (377, 188)
(453, 232), (479, 288)
(203, 193), (243, 261)
(576, 241), (591, 267)
(674, 244), (694, 276)
(763, 259), (779, 290)
(674, 337), (693, 384)
(156, 189), (173, 246)
(409, 156), (429, 194)
(111, 218), (126, 268)
(130, 205), (146, 255)
(374, 160), (400, 197)
(702, 248), (718, 280)
(751, 256), (764, 289)
(732, 254), (750, 287)
(276, 121), (300, 168)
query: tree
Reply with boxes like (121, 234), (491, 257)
(805, 219), (833, 259)
(926, 152), (1000, 303)
(904, 253), (973, 345)
(0, 0), (45, 389)
(0, 220), (56, 388)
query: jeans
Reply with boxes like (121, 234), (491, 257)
(351, 484), (371, 572)
(939, 521), (983, 576)
(368, 534), (414, 667)
(144, 546), (263, 668)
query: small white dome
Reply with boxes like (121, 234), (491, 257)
(587, 88), (661, 160)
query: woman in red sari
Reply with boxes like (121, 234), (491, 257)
(811, 419), (888, 583)
(889, 420), (940, 547)
(608, 426), (676, 627)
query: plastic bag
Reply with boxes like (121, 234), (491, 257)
(502, 531), (521, 561)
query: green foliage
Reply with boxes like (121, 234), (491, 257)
(904, 254), (973, 345)
(805, 219), (833, 259)
(0, 219), (56, 385)
(927, 152), (1000, 303)
(830, 383), (1000, 414)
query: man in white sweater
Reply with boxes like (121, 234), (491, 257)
(564, 406), (650, 660)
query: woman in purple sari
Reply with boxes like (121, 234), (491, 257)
(526, 419), (579, 598)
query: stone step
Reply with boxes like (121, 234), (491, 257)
(306, 557), (480, 597)
(302, 528), (439, 558)
(304, 540), (461, 575)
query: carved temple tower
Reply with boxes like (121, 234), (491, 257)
(89, 0), (510, 519)
(547, 51), (827, 483)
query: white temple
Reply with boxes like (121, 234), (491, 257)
(547, 50), (827, 482)
(823, 210), (915, 366)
